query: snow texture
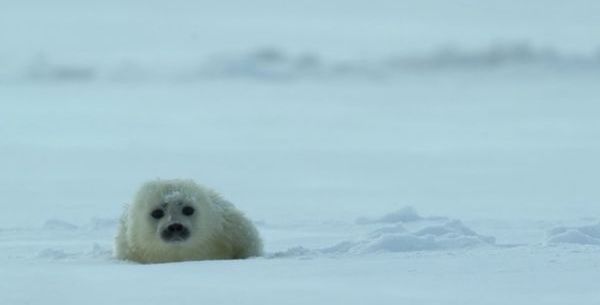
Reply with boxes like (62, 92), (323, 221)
(546, 223), (600, 245)
(312, 209), (495, 255)
(2, 0), (600, 304)
(356, 206), (423, 224)
(4, 44), (600, 83)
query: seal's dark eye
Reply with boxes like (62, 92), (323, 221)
(151, 209), (164, 219)
(182, 206), (194, 216)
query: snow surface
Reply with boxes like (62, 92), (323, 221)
(3, 209), (600, 304)
(2, 0), (600, 304)
(547, 222), (600, 245)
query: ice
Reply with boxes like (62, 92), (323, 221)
(546, 223), (600, 245)
(89, 218), (119, 231)
(5, 44), (600, 84)
(268, 209), (495, 257)
(88, 243), (113, 259)
(26, 55), (96, 82)
(43, 219), (79, 231)
(332, 218), (494, 254)
(37, 248), (73, 260)
(356, 206), (423, 224)
(2, 0), (600, 304)
(4, 212), (600, 304)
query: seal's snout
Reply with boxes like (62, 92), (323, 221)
(161, 222), (190, 242)
(168, 223), (184, 232)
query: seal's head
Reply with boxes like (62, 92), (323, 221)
(151, 198), (193, 243)
(115, 178), (263, 263)
(126, 179), (222, 256)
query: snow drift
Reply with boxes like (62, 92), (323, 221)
(546, 222), (600, 245)
(273, 208), (496, 257)
(3, 43), (600, 84)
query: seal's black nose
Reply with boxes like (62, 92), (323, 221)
(168, 223), (184, 232)
(161, 223), (190, 242)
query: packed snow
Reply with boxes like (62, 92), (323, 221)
(547, 223), (600, 245)
(2, 0), (600, 304)
(275, 209), (496, 256)
(3, 43), (600, 83)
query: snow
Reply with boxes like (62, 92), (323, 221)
(2, 0), (600, 304)
(3, 210), (600, 304)
(547, 223), (600, 245)
(356, 206), (423, 224)
(4, 43), (600, 83)
(271, 209), (496, 257)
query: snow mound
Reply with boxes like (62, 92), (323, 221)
(27, 61), (95, 82)
(9, 43), (600, 83)
(267, 246), (315, 259)
(546, 223), (600, 245)
(41, 218), (119, 231)
(37, 244), (112, 261)
(356, 206), (422, 224)
(89, 218), (119, 231)
(43, 219), (79, 231)
(272, 209), (495, 258)
(88, 243), (113, 259)
(327, 220), (495, 254)
(37, 248), (74, 260)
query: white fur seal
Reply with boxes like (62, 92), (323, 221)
(115, 179), (263, 263)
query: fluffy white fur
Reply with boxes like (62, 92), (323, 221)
(115, 179), (263, 263)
